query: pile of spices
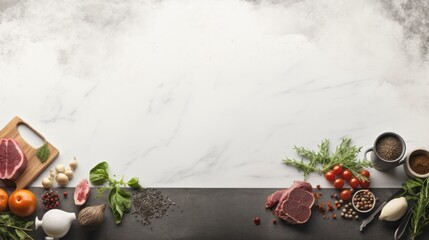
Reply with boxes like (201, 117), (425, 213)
(41, 189), (60, 210)
(341, 203), (359, 220)
(132, 188), (178, 226)
(376, 135), (402, 160)
(409, 154), (429, 175)
(353, 190), (374, 212)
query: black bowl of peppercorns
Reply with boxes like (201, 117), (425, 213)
(352, 189), (375, 213)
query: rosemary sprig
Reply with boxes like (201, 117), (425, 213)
(402, 178), (429, 240)
(282, 138), (372, 180)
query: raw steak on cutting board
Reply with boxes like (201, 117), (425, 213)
(0, 138), (27, 180)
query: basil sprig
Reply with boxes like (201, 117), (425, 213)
(89, 161), (141, 224)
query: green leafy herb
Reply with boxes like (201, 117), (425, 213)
(89, 161), (141, 224)
(36, 143), (50, 163)
(402, 178), (429, 240)
(0, 212), (34, 240)
(90, 162), (109, 185)
(127, 177), (142, 189)
(282, 138), (372, 180)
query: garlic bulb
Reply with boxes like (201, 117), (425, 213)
(379, 197), (408, 221)
(78, 204), (106, 230)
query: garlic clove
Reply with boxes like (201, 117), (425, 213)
(64, 168), (74, 180)
(55, 164), (65, 173)
(42, 177), (53, 189)
(379, 197), (408, 221)
(69, 158), (78, 170)
(56, 173), (70, 187)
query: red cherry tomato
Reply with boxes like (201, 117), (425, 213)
(342, 170), (353, 181)
(332, 165), (343, 175)
(324, 171), (335, 182)
(349, 177), (360, 189)
(334, 178), (345, 189)
(360, 170), (370, 178)
(360, 179), (370, 188)
(340, 189), (352, 200)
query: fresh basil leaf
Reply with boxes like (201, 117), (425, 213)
(90, 162), (109, 185)
(108, 187), (131, 224)
(127, 177), (141, 189)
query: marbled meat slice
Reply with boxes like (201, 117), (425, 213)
(275, 187), (315, 224)
(0, 139), (27, 180)
(265, 190), (285, 209)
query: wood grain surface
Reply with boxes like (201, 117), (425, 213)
(0, 116), (59, 189)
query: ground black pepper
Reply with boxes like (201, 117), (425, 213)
(131, 188), (178, 226)
(376, 135), (402, 160)
(410, 154), (429, 175)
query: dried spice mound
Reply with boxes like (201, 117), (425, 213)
(132, 188), (178, 226)
(410, 154), (429, 175)
(376, 136), (402, 161)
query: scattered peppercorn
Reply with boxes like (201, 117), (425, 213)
(317, 185), (321, 190)
(272, 219), (277, 224)
(63, 191), (68, 198)
(253, 217), (261, 225)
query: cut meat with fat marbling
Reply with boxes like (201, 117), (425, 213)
(266, 181), (315, 224)
(0, 139), (27, 180)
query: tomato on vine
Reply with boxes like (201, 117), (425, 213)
(342, 170), (353, 181)
(332, 165), (343, 175)
(325, 171), (335, 182)
(360, 170), (370, 178)
(349, 177), (360, 189)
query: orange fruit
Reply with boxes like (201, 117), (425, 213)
(8, 189), (37, 217)
(0, 188), (8, 212)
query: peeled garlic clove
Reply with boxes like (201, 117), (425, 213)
(42, 177), (53, 189)
(64, 168), (74, 180)
(55, 164), (65, 173)
(379, 197), (408, 221)
(69, 158), (78, 170)
(56, 173), (70, 187)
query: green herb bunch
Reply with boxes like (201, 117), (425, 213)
(36, 143), (50, 163)
(402, 178), (429, 240)
(0, 212), (33, 240)
(89, 162), (141, 224)
(282, 138), (372, 180)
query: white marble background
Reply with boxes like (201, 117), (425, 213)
(0, 0), (428, 188)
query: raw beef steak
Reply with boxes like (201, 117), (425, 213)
(266, 181), (314, 224)
(0, 139), (27, 180)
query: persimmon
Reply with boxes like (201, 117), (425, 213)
(0, 188), (8, 212)
(8, 189), (37, 217)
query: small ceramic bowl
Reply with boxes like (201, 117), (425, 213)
(404, 149), (429, 179)
(352, 189), (376, 213)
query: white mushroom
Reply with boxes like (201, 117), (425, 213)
(42, 177), (53, 189)
(64, 168), (74, 180)
(56, 173), (69, 186)
(55, 164), (65, 173)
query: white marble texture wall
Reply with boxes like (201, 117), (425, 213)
(0, 0), (428, 188)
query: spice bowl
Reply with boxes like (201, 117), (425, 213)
(352, 189), (376, 213)
(404, 149), (429, 179)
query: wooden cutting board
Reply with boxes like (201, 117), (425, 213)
(0, 116), (59, 189)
